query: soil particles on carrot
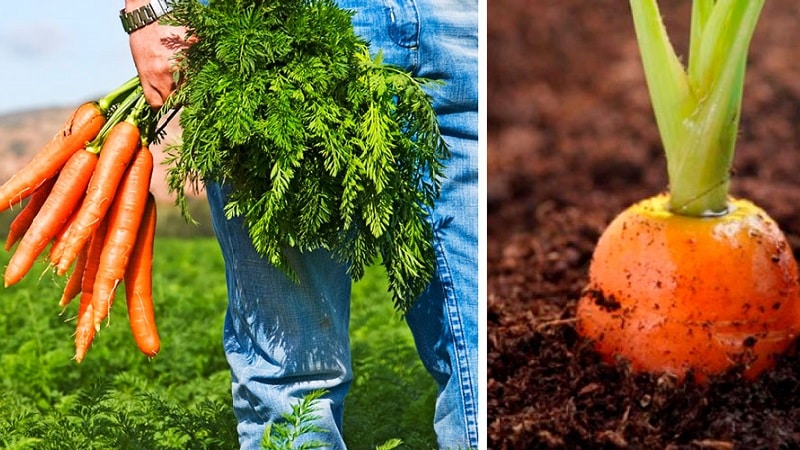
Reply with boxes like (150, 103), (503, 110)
(488, 0), (800, 448)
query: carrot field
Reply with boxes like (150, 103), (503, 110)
(0, 216), (437, 449)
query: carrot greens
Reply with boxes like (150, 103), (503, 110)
(165, 0), (449, 312)
(631, 0), (763, 216)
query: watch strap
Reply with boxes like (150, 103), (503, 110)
(120, 0), (174, 34)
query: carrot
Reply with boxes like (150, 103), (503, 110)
(5, 177), (56, 251)
(0, 102), (104, 212)
(576, 195), (800, 383)
(60, 244), (88, 308)
(74, 219), (107, 363)
(55, 119), (141, 276)
(48, 205), (83, 266)
(4, 149), (98, 287)
(125, 193), (159, 357)
(91, 145), (154, 328)
(574, 1), (795, 383)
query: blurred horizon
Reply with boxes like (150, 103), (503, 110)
(1, 2), (136, 115)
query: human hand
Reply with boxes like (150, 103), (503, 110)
(125, 0), (193, 108)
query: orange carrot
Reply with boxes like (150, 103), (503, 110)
(125, 193), (159, 357)
(74, 219), (107, 363)
(572, 1), (792, 385)
(91, 145), (154, 328)
(4, 149), (98, 287)
(5, 177), (56, 251)
(56, 119), (141, 276)
(576, 194), (800, 383)
(0, 102), (104, 212)
(60, 244), (89, 308)
(48, 205), (83, 266)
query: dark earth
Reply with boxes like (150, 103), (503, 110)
(487, 1), (800, 448)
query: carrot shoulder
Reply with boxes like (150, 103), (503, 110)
(0, 102), (104, 213)
(125, 193), (160, 357)
(4, 149), (98, 287)
(91, 145), (154, 328)
(56, 119), (141, 276)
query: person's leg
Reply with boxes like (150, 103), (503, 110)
(405, 11), (480, 447)
(343, 0), (479, 447)
(207, 183), (353, 450)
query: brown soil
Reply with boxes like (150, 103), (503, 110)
(487, 1), (800, 448)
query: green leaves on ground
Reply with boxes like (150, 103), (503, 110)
(166, 0), (449, 312)
(0, 237), (437, 448)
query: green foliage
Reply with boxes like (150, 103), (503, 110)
(261, 390), (328, 450)
(0, 238), (236, 449)
(166, 0), (449, 312)
(375, 439), (403, 450)
(0, 239), (435, 448)
(630, 0), (763, 215)
(346, 265), (438, 449)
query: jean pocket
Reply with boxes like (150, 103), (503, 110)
(381, 0), (420, 49)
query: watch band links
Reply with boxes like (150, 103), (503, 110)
(120, 0), (174, 34)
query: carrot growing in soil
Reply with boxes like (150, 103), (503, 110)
(575, 0), (800, 383)
(125, 193), (160, 357)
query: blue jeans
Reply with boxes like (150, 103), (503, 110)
(206, 0), (478, 447)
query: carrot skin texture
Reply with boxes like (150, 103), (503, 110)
(4, 149), (98, 287)
(125, 193), (160, 357)
(576, 194), (800, 384)
(48, 206), (83, 265)
(5, 177), (56, 251)
(56, 120), (141, 276)
(91, 146), (154, 328)
(0, 102), (104, 212)
(60, 244), (88, 308)
(74, 220), (107, 363)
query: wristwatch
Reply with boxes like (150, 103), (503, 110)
(120, 0), (174, 34)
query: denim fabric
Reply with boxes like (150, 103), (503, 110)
(341, 0), (480, 447)
(205, 0), (478, 448)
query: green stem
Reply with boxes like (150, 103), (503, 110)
(87, 86), (144, 152)
(129, 95), (156, 146)
(96, 76), (141, 114)
(630, 0), (763, 216)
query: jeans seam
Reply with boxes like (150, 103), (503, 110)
(431, 218), (479, 447)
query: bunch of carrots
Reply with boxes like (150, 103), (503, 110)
(0, 77), (161, 362)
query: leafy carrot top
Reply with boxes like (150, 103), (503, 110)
(165, 0), (449, 312)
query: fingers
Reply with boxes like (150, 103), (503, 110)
(129, 23), (191, 109)
(139, 72), (174, 109)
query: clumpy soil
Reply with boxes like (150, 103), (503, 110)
(487, 1), (800, 448)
